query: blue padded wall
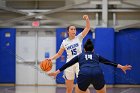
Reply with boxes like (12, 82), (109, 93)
(56, 28), (93, 84)
(94, 28), (115, 84)
(115, 28), (140, 84)
(0, 28), (16, 83)
(56, 28), (67, 84)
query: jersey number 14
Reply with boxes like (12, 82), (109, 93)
(85, 54), (92, 60)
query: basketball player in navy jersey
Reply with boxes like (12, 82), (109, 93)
(48, 39), (132, 93)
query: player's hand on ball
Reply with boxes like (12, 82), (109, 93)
(45, 58), (52, 61)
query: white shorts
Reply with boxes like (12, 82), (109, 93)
(63, 63), (79, 80)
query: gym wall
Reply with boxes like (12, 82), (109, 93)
(0, 28), (16, 83)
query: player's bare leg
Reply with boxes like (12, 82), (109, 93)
(65, 80), (74, 93)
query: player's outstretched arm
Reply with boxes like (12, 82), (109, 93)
(48, 56), (79, 78)
(99, 55), (132, 74)
(81, 15), (90, 37)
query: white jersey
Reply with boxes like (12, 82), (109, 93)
(60, 33), (83, 62)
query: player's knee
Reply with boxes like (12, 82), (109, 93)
(66, 87), (73, 93)
(66, 83), (73, 92)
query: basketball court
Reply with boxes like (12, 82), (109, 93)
(0, 86), (140, 93)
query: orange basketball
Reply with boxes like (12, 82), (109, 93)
(40, 59), (53, 72)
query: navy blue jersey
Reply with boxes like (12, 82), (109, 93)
(59, 51), (118, 72)
(78, 51), (100, 68)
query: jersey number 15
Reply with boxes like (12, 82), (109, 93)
(71, 48), (77, 55)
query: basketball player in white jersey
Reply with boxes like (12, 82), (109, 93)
(48, 15), (90, 93)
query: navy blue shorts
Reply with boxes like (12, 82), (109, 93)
(77, 67), (105, 91)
